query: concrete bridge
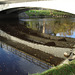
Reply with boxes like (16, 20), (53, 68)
(0, 0), (75, 14)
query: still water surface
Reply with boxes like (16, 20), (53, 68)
(0, 41), (50, 75)
(20, 18), (75, 38)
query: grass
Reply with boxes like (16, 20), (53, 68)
(32, 60), (75, 75)
(25, 9), (73, 17)
(25, 10), (51, 16)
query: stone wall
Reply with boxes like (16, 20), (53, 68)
(0, 29), (72, 58)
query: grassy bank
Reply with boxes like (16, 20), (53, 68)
(33, 60), (75, 75)
(25, 9), (74, 18)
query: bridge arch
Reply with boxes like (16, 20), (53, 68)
(0, 0), (75, 14)
(0, 0), (75, 20)
(1, 0), (75, 14)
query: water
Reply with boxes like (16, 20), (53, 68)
(0, 17), (75, 75)
(0, 41), (51, 75)
(20, 18), (75, 38)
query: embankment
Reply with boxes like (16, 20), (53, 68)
(0, 24), (75, 66)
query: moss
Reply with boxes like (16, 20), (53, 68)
(32, 60), (75, 75)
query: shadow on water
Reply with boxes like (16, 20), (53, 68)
(0, 41), (51, 75)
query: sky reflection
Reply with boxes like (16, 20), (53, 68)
(0, 41), (50, 75)
(56, 31), (75, 38)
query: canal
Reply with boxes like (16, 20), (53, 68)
(0, 17), (75, 75)
(0, 41), (51, 75)
(20, 18), (75, 38)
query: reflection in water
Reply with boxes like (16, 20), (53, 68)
(20, 18), (75, 38)
(0, 41), (51, 75)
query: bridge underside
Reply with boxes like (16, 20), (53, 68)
(0, 7), (34, 20)
(0, 0), (44, 4)
(0, 0), (75, 14)
(0, 7), (75, 21)
(0, 0), (75, 20)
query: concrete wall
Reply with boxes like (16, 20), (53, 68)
(0, 29), (72, 59)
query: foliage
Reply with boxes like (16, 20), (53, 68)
(24, 18), (75, 36)
(25, 9), (73, 17)
(32, 60), (75, 75)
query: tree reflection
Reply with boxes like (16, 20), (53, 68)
(53, 18), (75, 36)
(20, 18), (75, 37)
(42, 20), (46, 33)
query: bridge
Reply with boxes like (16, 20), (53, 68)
(0, 0), (75, 14)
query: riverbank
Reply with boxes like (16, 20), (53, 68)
(33, 60), (75, 75)
(25, 9), (75, 18)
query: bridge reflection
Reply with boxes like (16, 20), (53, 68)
(0, 41), (51, 69)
